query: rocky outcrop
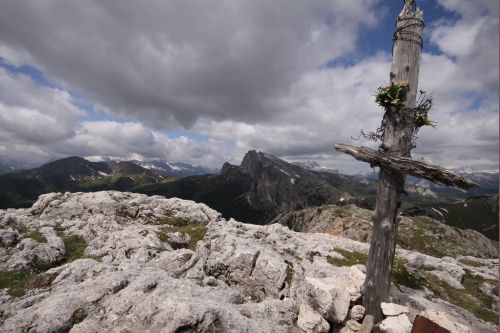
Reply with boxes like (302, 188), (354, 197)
(239, 150), (351, 213)
(272, 204), (498, 258)
(0, 191), (497, 332)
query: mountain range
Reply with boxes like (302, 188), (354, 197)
(130, 160), (217, 177)
(137, 150), (378, 224)
(0, 156), (165, 208)
(0, 151), (497, 240)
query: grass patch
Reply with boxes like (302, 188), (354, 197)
(0, 269), (58, 297)
(424, 271), (499, 324)
(23, 230), (47, 243)
(71, 308), (87, 325)
(161, 215), (191, 227)
(0, 270), (37, 297)
(327, 248), (368, 266)
(398, 217), (446, 258)
(285, 261), (294, 286)
(157, 223), (207, 250)
(328, 249), (424, 290)
(391, 260), (425, 290)
(458, 259), (484, 267)
(62, 235), (87, 262)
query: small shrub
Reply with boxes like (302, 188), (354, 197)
(375, 81), (407, 108)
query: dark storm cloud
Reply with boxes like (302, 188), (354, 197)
(0, 0), (378, 128)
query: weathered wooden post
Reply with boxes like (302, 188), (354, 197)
(335, 0), (477, 324)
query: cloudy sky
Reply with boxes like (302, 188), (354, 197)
(0, 0), (497, 173)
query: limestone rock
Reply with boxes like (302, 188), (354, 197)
(273, 204), (498, 259)
(350, 304), (365, 321)
(297, 303), (329, 333)
(165, 231), (191, 249)
(420, 310), (473, 333)
(346, 319), (361, 331)
(379, 314), (412, 333)
(0, 229), (20, 248)
(381, 302), (410, 316)
(306, 277), (350, 322)
(0, 191), (497, 333)
(3, 227), (65, 270)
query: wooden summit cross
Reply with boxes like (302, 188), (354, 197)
(334, 0), (478, 324)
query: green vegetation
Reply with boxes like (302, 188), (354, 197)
(62, 235), (87, 262)
(398, 216), (447, 258)
(71, 308), (88, 325)
(375, 81), (407, 108)
(160, 215), (191, 227)
(328, 248), (424, 290)
(443, 196), (499, 241)
(415, 114), (437, 128)
(0, 270), (37, 297)
(391, 260), (425, 290)
(327, 248), (368, 266)
(423, 271), (499, 324)
(285, 261), (294, 286)
(0, 233), (95, 298)
(23, 230), (47, 243)
(157, 223), (207, 250)
(0, 270), (58, 297)
(458, 259), (484, 267)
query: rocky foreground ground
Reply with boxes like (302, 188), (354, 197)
(0, 191), (498, 332)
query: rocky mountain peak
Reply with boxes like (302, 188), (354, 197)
(239, 150), (262, 175)
(219, 162), (237, 176)
(240, 150), (296, 176)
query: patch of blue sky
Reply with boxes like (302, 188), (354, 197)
(0, 58), (110, 121)
(160, 128), (209, 142)
(325, 0), (460, 69)
(448, 93), (490, 115)
(0, 58), (57, 88)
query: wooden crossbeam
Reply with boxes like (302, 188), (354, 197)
(335, 144), (478, 190)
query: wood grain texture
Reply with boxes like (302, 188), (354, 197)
(334, 144), (478, 190)
(359, 1), (424, 322)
